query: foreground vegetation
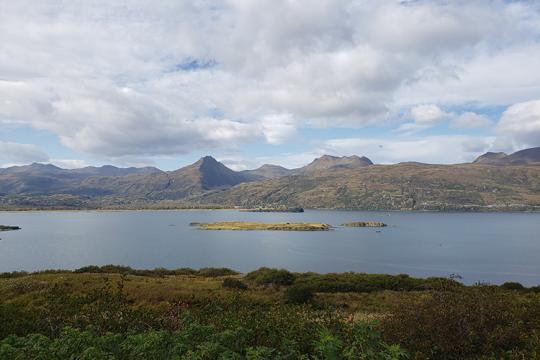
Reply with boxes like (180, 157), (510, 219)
(1, 266), (540, 359)
(194, 221), (331, 231)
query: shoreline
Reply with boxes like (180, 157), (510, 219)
(1, 207), (539, 214)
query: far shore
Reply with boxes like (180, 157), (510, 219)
(0, 205), (539, 213)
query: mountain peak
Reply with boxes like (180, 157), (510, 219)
(195, 156), (221, 167)
(170, 156), (250, 191)
(241, 164), (292, 180)
(473, 152), (507, 164)
(300, 154), (373, 172)
(473, 147), (540, 165)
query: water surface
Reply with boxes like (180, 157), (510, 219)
(0, 210), (539, 285)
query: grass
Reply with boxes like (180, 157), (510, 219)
(195, 221), (331, 231)
(342, 221), (387, 227)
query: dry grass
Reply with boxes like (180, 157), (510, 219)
(0, 273), (281, 307)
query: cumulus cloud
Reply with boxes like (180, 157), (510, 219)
(321, 136), (496, 164)
(261, 114), (297, 144)
(0, 0), (539, 159)
(497, 99), (540, 148)
(49, 159), (89, 169)
(0, 141), (49, 166)
(396, 104), (452, 133)
(451, 112), (492, 129)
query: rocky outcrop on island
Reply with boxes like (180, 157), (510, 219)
(195, 222), (330, 231)
(342, 221), (387, 227)
(0, 225), (21, 231)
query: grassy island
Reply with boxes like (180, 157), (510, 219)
(342, 221), (387, 227)
(196, 221), (330, 231)
(0, 225), (21, 231)
(240, 207), (304, 213)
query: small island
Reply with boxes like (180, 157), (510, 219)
(240, 207), (304, 213)
(195, 221), (330, 231)
(0, 225), (21, 231)
(342, 221), (387, 227)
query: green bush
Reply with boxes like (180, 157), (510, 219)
(0, 321), (405, 359)
(380, 286), (533, 359)
(501, 282), (525, 290)
(197, 267), (239, 277)
(293, 272), (462, 294)
(245, 268), (295, 286)
(72, 265), (235, 278)
(222, 278), (248, 290)
(284, 285), (313, 304)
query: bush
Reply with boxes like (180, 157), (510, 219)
(72, 265), (236, 278)
(501, 282), (525, 290)
(222, 278), (248, 290)
(196, 267), (238, 277)
(292, 272), (462, 294)
(0, 320), (406, 359)
(380, 286), (530, 359)
(285, 285), (313, 304)
(245, 268), (296, 286)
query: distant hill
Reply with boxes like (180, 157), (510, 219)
(0, 163), (162, 196)
(296, 155), (373, 173)
(196, 162), (540, 211)
(473, 147), (540, 165)
(241, 164), (293, 180)
(1, 148), (540, 211)
(71, 165), (161, 177)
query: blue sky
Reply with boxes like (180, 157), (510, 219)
(1, 1), (539, 170)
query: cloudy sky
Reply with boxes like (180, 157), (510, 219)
(1, 0), (539, 170)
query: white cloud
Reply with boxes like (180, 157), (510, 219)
(497, 99), (540, 148)
(0, 1), (539, 159)
(321, 136), (496, 164)
(410, 104), (452, 124)
(0, 141), (49, 166)
(49, 159), (89, 169)
(261, 114), (297, 144)
(396, 104), (452, 133)
(451, 112), (492, 129)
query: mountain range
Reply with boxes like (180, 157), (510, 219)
(1, 147), (539, 211)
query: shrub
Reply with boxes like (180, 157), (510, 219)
(222, 278), (248, 290)
(293, 272), (462, 293)
(196, 268), (238, 277)
(0, 271), (29, 279)
(380, 286), (530, 359)
(245, 268), (295, 286)
(285, 285), (313, 304)
(501, 282), (525, 291)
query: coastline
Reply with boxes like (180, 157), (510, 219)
(1, 206), (539, 213)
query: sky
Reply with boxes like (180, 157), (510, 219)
(1, 0), (540, 171)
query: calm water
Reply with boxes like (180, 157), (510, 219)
(0, 210), (539, 285)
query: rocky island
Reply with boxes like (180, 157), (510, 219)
(0, 225), (21, 231)
(195, 221), (330, 231)
(240, 207), (304, 213)
(342, 221), (387, 227)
